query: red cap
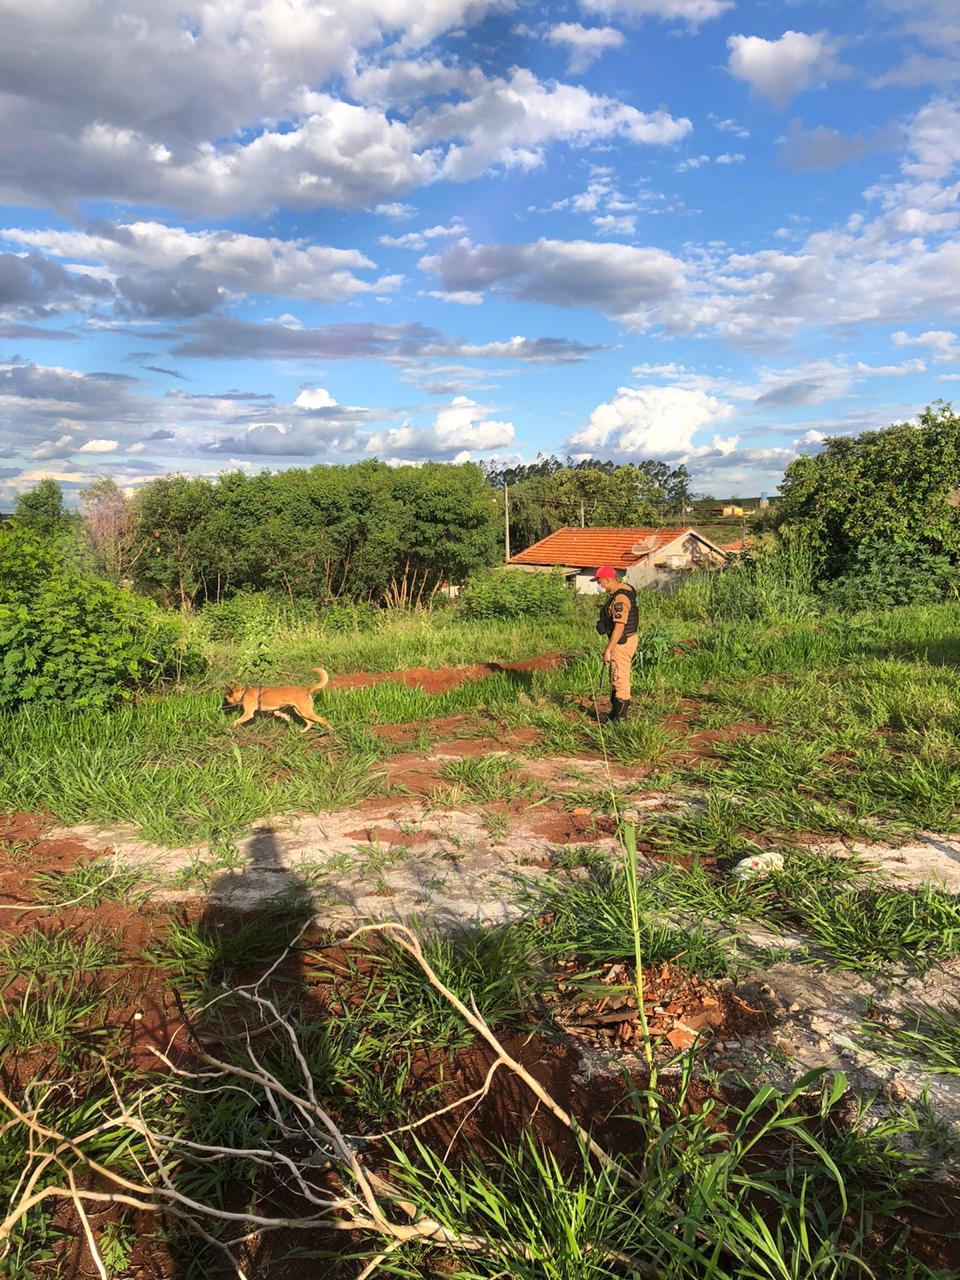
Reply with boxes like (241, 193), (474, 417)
(593, 565), (618, 581)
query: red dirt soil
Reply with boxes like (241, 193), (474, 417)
(329, 652), (564, 695)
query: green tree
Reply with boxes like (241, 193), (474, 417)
(775, 402), (960, 578)
(13, 479), (74, 536)
(131, 475), (218, 608)
(497, 458), (689, 554)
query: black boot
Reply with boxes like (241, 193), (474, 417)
(611, 697), (631, 725)
(598, 694), (621, 726)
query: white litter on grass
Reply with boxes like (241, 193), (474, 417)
(731, 851), (784, 880)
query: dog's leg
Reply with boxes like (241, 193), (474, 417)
(300, 711), (333, 733)
(272, 710), (293, 723)
(233, 708), (256, 726)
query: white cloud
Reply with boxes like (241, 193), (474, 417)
(365, 395), (515, 459)
(29, 434), (76, 461)
(0, 6), (691, 215)
(709, 113), (750, 139)
(420, 69), (690, 183)
(569, 384), (736, 459)
(378, 221), (466, 250)
(593, 214), (638, 235)
(4, 221), (401, 306)
(546, 23), (626, 73)
(374, 202), (417, 219)
(294, 387), (338, 409)
(419, 237), (687, 328)
(727, 31), (844, 108)
(0, 0), (509, 212)
(675, 154), (710, 173)
(892, 328), (959, 360)
(581, 0), (733, 27)
(872, 1), (960, 88)
(716, 153), (745, 165)
(77, 438), (119, 453)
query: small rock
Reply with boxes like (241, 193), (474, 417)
(788, 1001), (801, 1014)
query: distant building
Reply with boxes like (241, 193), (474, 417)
(759, 492), (770, 510)
(509, 526), (728, 594)
(709, 504), (745, 517)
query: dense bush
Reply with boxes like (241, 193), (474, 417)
(671, 535), (818, 623)
(459, 568), (573, 620)
(0, 527), (202, 712)
(775, 402), (960, 577)
(199, 592), (386, 643)
(820, 540), (958, 613)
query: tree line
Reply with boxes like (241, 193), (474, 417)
(10, 456), (693, 608)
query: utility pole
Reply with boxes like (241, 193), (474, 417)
(580, 500), (585, 528)
(504, 483), (511, 563)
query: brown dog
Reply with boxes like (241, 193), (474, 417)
(224, 668), (332, 733)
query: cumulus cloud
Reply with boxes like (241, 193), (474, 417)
(727, 31), (845, 108)
(6, 222), (402, 310)
(419, 237), (687, 328)
(0, 251), (111, 316)
(77, 438), (119, 453)
(569, 385), (736, 460)
(365, 396), (515, 460)
(546, 23), (626, 73)
(293, 387), (338, 409)
(892, 328), (959, 360)
(0, 0), (503, 212)
(0, 4), (691, 215)
(418, 69), (690, 183)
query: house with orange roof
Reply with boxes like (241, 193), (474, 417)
(509, 527), (728, 594)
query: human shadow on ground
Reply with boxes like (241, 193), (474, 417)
(164, 825), (330, 1278)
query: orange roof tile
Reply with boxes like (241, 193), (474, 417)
(510, 527), (701, 569)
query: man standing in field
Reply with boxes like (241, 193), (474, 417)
(594, 566), (638, 726)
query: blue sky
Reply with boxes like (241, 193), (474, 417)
(1, 0), (958, 505)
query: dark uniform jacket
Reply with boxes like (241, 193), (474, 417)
(597, 585), (639, 644)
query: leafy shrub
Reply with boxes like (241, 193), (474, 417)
(0, 526), (202, 712)
(459, 567), (573, 620)
(820, 539), (958, 613)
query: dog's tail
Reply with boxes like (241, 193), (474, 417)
(309, 667), (329, 694)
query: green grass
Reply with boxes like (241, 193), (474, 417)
(3, 599), (960, 852)
(377, 1069), (936, 1280)
(437, 753), (537, 803)
(0, 926), (120, 983)
(522, 864), (734, 979)
(0, 979), (107, 1055)
(32, 858), (142, 907)
(197, 606), (594, 685)
(864, 1002), (960, 1076)
(147, 909), (311, 1006)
